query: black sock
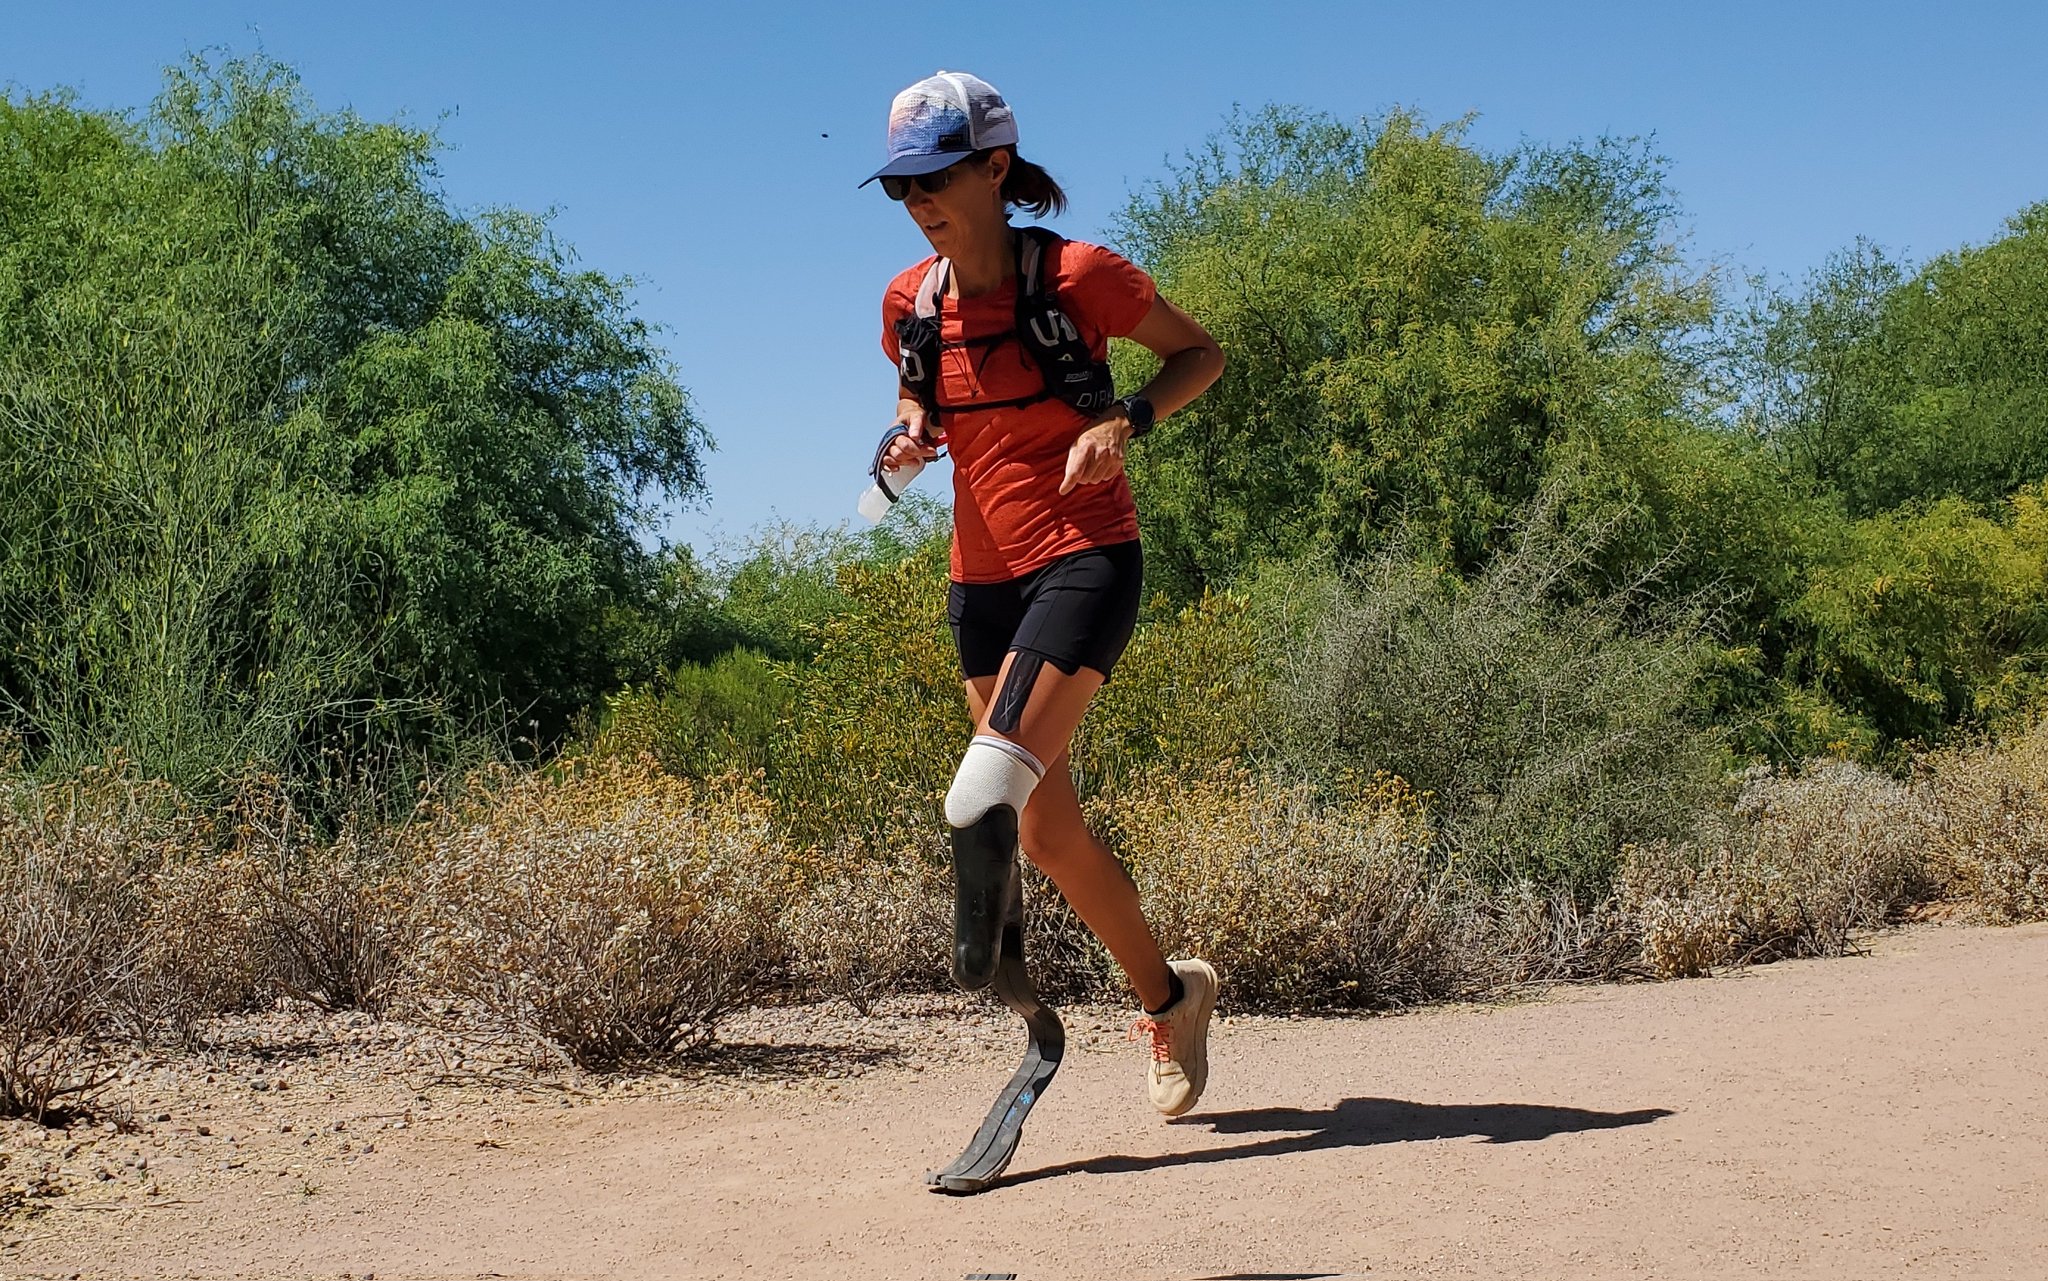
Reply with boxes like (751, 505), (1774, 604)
(1145, 969), (1185, 1017)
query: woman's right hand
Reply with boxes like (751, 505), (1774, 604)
(882, 400), (944, 471)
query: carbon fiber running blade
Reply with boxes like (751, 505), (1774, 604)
(926, 1038), (1058, 1193)
(928, 877), (1065, 1194)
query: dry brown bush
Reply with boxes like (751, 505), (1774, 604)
(127, 847), (266, 1045)
(0, 846), (135, 1121)
(7, 708), (2040, 1109)
(1614, 761), (1934, 978)
(1921, 717), (2048, 921)
(413, 758), (791, 1067)
(1470, 880), (1644, 984)
(784, 840), (950, 1013)
(0, 762), (218, 1118)
(224, 776), (421, 1015)
(1100, 766), (1483, 1009)
(1015, 869), (1121, 1000)
(783, 829), (1114, 1012)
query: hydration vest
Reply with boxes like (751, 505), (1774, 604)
(893, 227), (1118, 427)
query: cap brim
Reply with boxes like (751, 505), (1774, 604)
(858, 148), (974, 187)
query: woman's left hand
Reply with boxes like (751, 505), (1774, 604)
(1058, 413), (1133, 496)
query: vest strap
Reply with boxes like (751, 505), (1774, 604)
(894, 228), (1118, 425)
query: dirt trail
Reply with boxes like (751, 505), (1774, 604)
(8, 922), (2048, 1281)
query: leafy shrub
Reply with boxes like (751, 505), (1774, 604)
(1923, 717), (2048, 922)
(1073, 588), (1268, 801)
(711, 499), (951, 661)
(772, 553), (962, 858)
(1733, 678), (1885, 768)
(1738, 208), (2048, 518)
(1272, 501), (1727, 896)
(0, 57), (708, 786)
(413, 758), (789, 1067)
(1792, 486), (2048, 748)
(1116, 107), (1712, 595)
(587, 649), (791, 780)
(1101, 766), (1479, 1009)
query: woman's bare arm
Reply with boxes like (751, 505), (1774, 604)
(1060, 296), (1225, 494)
(1121, 295), (1226, 420)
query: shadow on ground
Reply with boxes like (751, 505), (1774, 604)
(684, 1041), (910, 1077)
(1004, 1096), (1674, 1187)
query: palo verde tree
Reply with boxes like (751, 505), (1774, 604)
(0, 55), (707, 790)
(1111, 106), (1716, 598)
(1740, 206), (2048, 517)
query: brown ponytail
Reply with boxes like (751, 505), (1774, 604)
(988, 147), (1068, 218)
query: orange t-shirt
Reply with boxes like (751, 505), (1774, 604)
(880, 235), (1157, 584)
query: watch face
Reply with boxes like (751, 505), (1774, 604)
(1123, 395), (1155, 430)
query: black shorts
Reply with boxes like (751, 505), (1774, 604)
(948, 540), (1144, 680)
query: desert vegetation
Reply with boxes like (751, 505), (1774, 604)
(3, 58), (2045, 1125)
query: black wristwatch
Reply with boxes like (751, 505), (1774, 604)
(1116, 394), (1156, 438)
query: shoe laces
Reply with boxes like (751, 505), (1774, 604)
(1128, 1014), (1172, 1063)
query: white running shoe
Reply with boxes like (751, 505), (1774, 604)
(1128, 958), (1219, 1117)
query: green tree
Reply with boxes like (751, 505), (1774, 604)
(1113, 107), (1714, 597)
(0, 56), (707, 786)
(1732, 239), (1905, 502)
(1742, 207), (2048, 515)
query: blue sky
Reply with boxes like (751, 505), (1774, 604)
(9, 2), (2047, 556)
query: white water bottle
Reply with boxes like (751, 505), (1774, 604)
(857, 455), (925, 522)
(857, 423), (929, 522)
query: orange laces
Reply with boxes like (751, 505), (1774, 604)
(1128, 1015), (1172, 1062)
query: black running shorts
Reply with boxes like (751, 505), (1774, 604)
(948, 540), (1144, 680)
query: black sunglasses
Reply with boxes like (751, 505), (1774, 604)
(880, 154), (976, 201)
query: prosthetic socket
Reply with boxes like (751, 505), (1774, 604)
(944, 734), (1044, 989)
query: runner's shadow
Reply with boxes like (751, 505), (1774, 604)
(689, 1042), (909, 1076)
(1003, 1096), (1672, 1186)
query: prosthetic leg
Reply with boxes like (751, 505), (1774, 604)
(927, 804), (1065, 1195)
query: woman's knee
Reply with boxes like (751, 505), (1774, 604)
(1019, 810), (1110, 873)
(1018, 810), (1074, 863)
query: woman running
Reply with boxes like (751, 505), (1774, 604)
(864, 71), (1227, 1117)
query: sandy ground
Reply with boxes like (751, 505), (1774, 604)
(4, 920), (2046, 1281)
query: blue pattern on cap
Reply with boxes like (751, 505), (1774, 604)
(890, 99), (971, 158)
